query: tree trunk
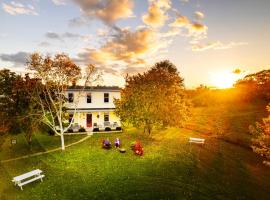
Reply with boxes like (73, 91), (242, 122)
(147, 124), (152, 135)
(26, 133), (32, 144)
(60, 132), (65, 150)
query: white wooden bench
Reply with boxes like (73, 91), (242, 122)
(189, 137), (205, 144)
(12, 169), (45, 190)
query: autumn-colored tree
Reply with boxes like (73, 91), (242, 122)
(115, 60), (190, 135)
(12, 74), (43, 143)
(0, 69), (19, 135)
(234, 69), (270, 101)
(27, 53), (97, 150)
(249, 104), (270, 166)
(0, 69), (17, 149)
(0, 69), (42, 147)
(189, 84), (213, 107)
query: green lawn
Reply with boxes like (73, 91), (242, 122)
(1, 103), (269, 200)
(1, 126), (270, 200)
(0, 132), (85, 161)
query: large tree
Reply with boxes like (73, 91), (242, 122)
(0, 69), (18, 149)
(0, 69), (41, 147)
(115, 60), (190, 134)
(12, 74), (42, 143)
(0, 69), (19, 135)
(27, 53), (97, 150)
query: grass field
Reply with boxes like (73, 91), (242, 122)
(186, 102), (268, 148)
(0, 103), (270, 200)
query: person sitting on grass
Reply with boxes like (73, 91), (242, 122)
(102, 138), (111, 149)
(115, 138), (120, 148)
(134, 140), (143, 156)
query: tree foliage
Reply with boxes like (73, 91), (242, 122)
(13, 74), (43, 142)
(115, 60), (190, 134)
(27, 53), (96, 150)
(186, 84), (212, 107)
(249, 104), (270, 166)
(0, 69), (41, 144)
(186, 86), (241, 107)
(0, 69), (19, 135)
(234, 69), (270, 101)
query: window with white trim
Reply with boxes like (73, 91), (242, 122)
(104, 93), (109, 103)
(86, 93), (91, 103)
(68, 93), (74, 103)
(104, 113), (109, 122)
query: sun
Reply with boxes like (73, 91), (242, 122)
(210, 71), (239, 89)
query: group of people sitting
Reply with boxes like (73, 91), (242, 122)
(102, 138), (143, 156)
(102, 138), (120, 149)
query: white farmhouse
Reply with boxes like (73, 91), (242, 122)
(65, 86), (121, 131)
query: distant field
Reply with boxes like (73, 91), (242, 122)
(1, 125), (270, 199)
(185, 102), (268, 148)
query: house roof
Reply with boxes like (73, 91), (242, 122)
(67, 86), (121, 92)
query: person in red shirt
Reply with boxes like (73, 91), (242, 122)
(134, 141), (143, 156)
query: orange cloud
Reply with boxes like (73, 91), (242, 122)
(142, 0), (171, 28)
(73, 0), (134, 24)
(76, 27), (167, 67)
(188, 22), (208, 39)
(232, 68), (242, 74)
(96, 0), (134, 24)
(190, 23), (207, 31)
(170, 15), (208, 40)
(169, 16), (189, 27)
(154, 0), (171, 9)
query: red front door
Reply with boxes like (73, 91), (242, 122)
(86, 114), (92, 128)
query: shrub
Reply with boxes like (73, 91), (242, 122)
(67, 128), (73, 133)
(43, 125), (55, 136)
(105, 127), (111, 131)
(116, 127), (122, 131)
(93, 128), (99, 132)
(48, 129), (55, 136)
(250, 104), (270, 165)
(78, 127), (86, 132)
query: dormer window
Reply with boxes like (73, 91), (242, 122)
(68, 93), (74, 103)
(87, 93), (91, 103)
(104, 93), (109, 103)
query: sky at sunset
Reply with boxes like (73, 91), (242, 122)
(0, 0), (270, 88)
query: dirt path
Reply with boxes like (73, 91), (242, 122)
(0, 135), (92, 164)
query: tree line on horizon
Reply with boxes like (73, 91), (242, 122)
(186, 69), (270, 107)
